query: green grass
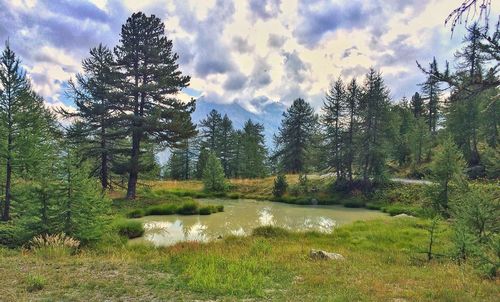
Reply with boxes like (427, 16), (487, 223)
(25, 274), (45, 292)
(113, 219), (145, 239)
(126, 200), (224, 217)
(1, 218), (498, 301)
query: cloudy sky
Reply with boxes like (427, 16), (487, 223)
(0, 0), (498, 114)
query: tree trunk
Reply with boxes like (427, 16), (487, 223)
(2, 119), (13, 221)
(126, 130), (140, 199)
(100, 125), (108, 190)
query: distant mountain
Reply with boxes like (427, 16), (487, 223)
(192, 99), (286, 148)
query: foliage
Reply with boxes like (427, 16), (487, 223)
(450, 188), (499, 277)
(252, 226), (290, 238)
(113, 219), (145, 239)
(273, 98), (318, 173)
(430, 136), (467, 212)
(202, 152), (227, 192)
(272, 174), (288, 198)
(26, 274), (45, 292)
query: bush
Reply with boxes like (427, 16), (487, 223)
(28, 233), (80, 258)
(176, 201), (199, 215)
(146, 204), (177, 215)
(272, 174), (288, 198)
(252, 226), (289, 238)
(216, 205), (224, 212)
(114, 220), (144, 239)
(198, 206), (213, 215)
(26, 274), (45, 292)
(343, 199), (365, 208)
(126, 209), (145, 218)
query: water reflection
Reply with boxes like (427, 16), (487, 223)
(130, 199), (386, 247)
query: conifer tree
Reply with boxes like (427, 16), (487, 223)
(62, 44), (121, 190)
(274, 98), (317, 173)
(430, 136), (467, 212)
(410, 92), (425, 118)
(0, 43), (57, 220)
(239, 120), (268, 178)
(219, 114), (235, 177)
(202, 152), (226, 192)
(420, 57), (441, 135)
(345, 78), (361, 182)
(358, 68), (392, 183)
(114, 12), (196, 199)
(199, 109), (223, 153)
(322, 78), (346, 180)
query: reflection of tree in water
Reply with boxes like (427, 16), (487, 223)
(317, 217), (336, 233)
(258, 207), (275, 226)
(185, 222), (208, 242)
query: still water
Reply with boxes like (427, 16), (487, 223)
(130, 198), (387, 246)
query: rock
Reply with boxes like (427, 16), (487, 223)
(393, 214), (415, 218)
(310, 249), (345, 260)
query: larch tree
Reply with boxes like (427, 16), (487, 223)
(344, 78), (361, 182)
(0, 43), (57, 221)
(358, 68), (392, 183)
(114, 12), (196, 199)
(321, 78), (346, 180)
(420, 57), (441, 135)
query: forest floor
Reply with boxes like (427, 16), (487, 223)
(1, 176), (498, 301)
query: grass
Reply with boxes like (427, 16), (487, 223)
(0, 218), (498, 301)
(25, 274), (45, 292)
(126, 200), (224, 217)
(113, 219), (145, 239)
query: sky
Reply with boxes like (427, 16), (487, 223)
(0, 0), (498, 115)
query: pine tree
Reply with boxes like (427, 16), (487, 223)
(114, 12), (196, 199)
(274, 98), (317, 173)
(199, 109), (223, 153)
(0, 43), (57, 220)
(393, 99), (413, 167)
(272, 174), (288, 198)
(345, 78), (361, 182)
(239, 120), (268, 178)
(358, 68), (392, 183)
(202, 152), (226, 192)
(420, 57), (441, 135)
(410, 92), (425, 118)
(196, 147), (210, 179)
(219, 114), (235, 177)
(447, 23), (488, 166)
(62, 44), (121, 190)
(52, 148), (110, 243)
(322, 78), (346, 180)
(430, 136), (467, 212)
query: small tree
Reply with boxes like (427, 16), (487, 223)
(272, 174), (288, 198)
(202, 152), (226, 192)
(430, 136), (467, 213)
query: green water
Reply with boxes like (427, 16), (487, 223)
(130, 198), (387, 246)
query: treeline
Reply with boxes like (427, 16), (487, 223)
(166, 110), (268, 180)
(272, 23), (498, 186)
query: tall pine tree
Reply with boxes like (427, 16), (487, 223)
(114, 12), (196, 199)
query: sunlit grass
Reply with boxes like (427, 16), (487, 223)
(1, 218), (498, 301)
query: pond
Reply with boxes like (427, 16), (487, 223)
(130, 198), (387, 246)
